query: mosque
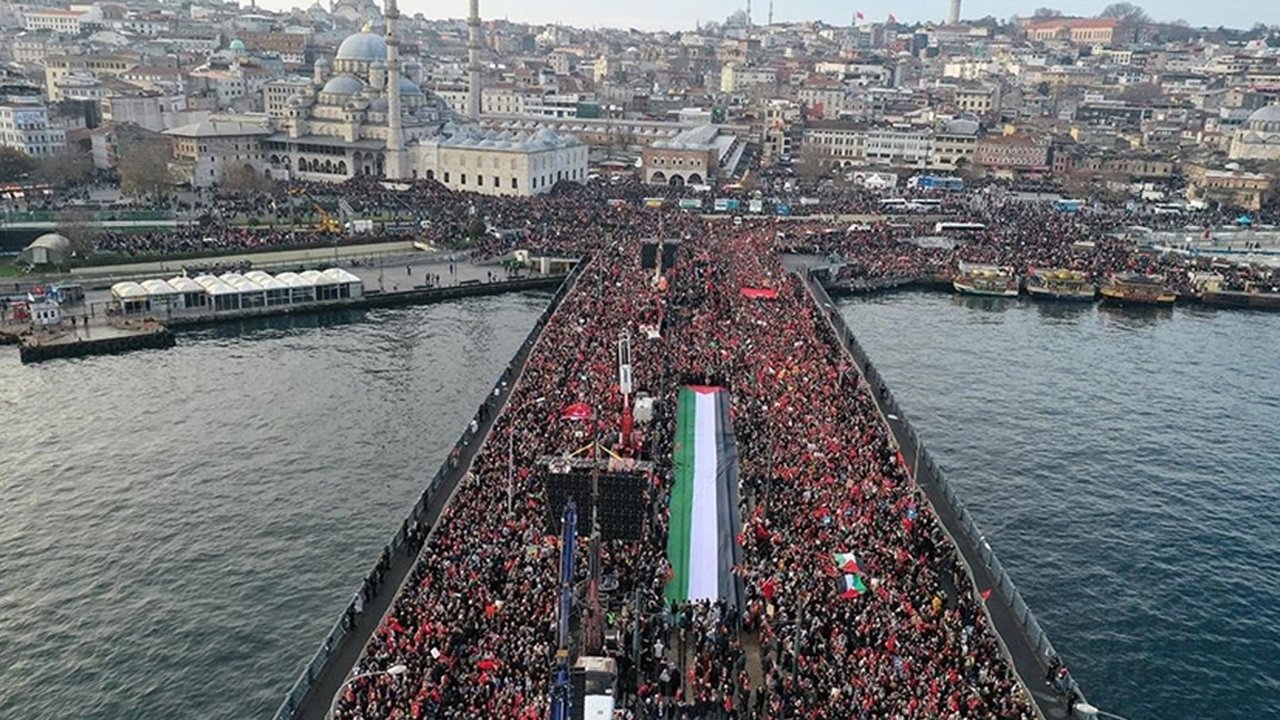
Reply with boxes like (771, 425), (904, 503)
(176, 0), (587, 196)
(1228, 104), (1280, 163)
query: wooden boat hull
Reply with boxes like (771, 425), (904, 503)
(1099, 287), (1176, 306)
(954, 281), (1019, 297)
(1025, 284), (1096, 302)
(1201, 290), (1280, 310)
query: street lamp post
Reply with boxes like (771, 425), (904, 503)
(328, 663), (407, 718)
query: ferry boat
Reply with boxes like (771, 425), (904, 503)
(1200, 281), (1280, 310)
(1099, 273), (1176, 306)
(953, 262), (1019, 297)
(1024, 268), (1097, 302)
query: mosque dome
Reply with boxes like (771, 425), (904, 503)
(398, 77), (424, 95)
(336, 31), (387, 62)
(322, 74), (364, 95)
(229, 38), (246, 53)
(1245, 104), (1280, 132)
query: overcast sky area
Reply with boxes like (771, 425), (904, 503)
(259, 0), (1272, 33)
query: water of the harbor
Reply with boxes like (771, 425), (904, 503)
(0, 292), (550, 720)
(3, 286), (1276, 720)
(838, 291), (1280, 720)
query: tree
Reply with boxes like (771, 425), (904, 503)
(55, 207), (102, 259)
(1098, 2), (1150, 24)
(0, 147), (35, 183)
(34, 147), (93, 187)
(219, 162), (272, 196)
(1033, 7), (1063, 17)
(794, 142), (831, 182)
(117, 136), (174, 199)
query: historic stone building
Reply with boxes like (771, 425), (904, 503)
(1228, 105), (1280, 162)
(176, 1), (586, 197)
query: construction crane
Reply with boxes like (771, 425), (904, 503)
(314, 204), (342, 234)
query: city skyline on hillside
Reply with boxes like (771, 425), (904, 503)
(250, 0), (1273, 34)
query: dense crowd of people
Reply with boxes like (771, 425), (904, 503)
(331, 219), (1040, 719)
(36, 172), (1272, 295)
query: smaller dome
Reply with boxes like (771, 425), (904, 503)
(370, 59), (386, 69)
(398, 77), (423, 95)
(1246, 104), (1280, 126)
(316, 55), (331, 66)
(322, 74), (364, 95)
(229, 38), (246, 52)
(369, 97), (389, 112)
(34, 232), (71, 246)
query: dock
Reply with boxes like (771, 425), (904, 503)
(3, 272), (569, 365)
(8, 321), (175, 364)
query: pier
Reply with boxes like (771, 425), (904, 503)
(3, 255), (572, 365)
(10, 321), (175, 364)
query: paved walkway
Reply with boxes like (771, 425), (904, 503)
(70, 241), (425, 278)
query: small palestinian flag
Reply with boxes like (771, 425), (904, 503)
(834, 552), (860, 574)
(833, 552), (867, 598)
(841, 574), (868, 598)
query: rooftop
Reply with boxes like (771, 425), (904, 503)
(164, 118), (273, 138)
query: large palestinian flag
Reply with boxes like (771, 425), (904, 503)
(665, 386), (744, 611)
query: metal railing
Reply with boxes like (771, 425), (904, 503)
(805, 272), (1086, 717)
(271, 258), (589, 720)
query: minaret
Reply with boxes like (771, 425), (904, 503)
(949, 0), (961, 24)
(385, 0), (405, 178)
(467, 0), (482, 122)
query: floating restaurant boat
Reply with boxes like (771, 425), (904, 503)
(1025, 268), (1097, 302)
(1099, 273), (1176, 306)
(953, 262), (1019, 297)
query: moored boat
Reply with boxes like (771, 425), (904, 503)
(1025, 268), (1097, 302)
(954, 262), (1019, 297)
(1099, 273), (1176, 306)
(1201, 283), (1280, 310)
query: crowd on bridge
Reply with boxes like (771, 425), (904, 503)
(331, 221), (1041, 719)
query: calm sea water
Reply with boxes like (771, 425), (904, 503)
(0, 293), (549, 720)
(3, 288), (1275, 720)
(838, 291), (1280, 720)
